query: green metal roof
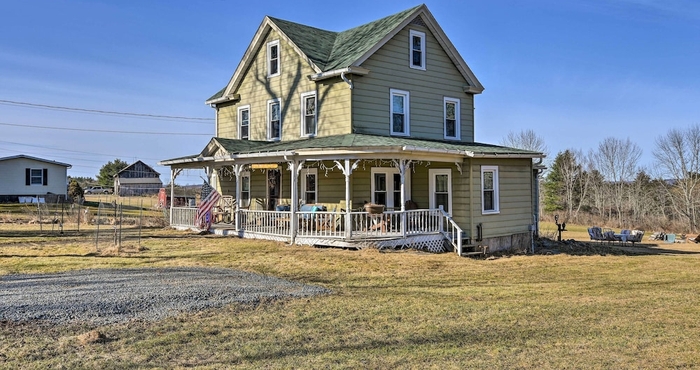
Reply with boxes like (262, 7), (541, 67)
(213, 134), (542, 157)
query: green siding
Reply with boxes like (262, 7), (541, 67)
(468, 159), (534, 238)
(216, 29), (319, 141)
(352, 22), (475, 142)
(317, 78), (352, 136)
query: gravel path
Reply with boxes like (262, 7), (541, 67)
(0, 267), (331, 325)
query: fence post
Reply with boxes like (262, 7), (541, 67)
(95, 203), (101, 252)
(138, 199), (143, 249)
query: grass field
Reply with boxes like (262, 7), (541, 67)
(1, 220), (700, 368)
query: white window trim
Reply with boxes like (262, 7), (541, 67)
(240, 171), (251, 208)
(267, 98), (282, 141)
(481, 165), (500, 214)
(390, 89), (410, 136)
(267, 40), (280, 78)
(409, 30), (426, 70)
(30, 168), (44, 186)
(300, 168), (318, 205)
(443, 97), (460, 140)
(237, 105), (250, 140)
(300, 91), (317, 137)
(370, 167), (411, 210)
(429, 169), (452, 215)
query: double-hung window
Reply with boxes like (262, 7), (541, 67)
(481, 166), (500, 214)
(240, 171), (251, 208)
(300, 168), (317, 204)
(267, 98), (281, 140)
(390, 89), (410, 136)
(29, 168), (44, 185)
(300, 92), (316, 137)
(238, 105), (250, 140)
(267, 40), (280, 77)
(409, 30), (425, 70)
(429, 169), (451, 214)
(444, 97), (460, 140)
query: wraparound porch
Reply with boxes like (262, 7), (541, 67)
(170, 206), (468, 253)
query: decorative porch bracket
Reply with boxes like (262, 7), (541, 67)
(334, 159), (360, 239)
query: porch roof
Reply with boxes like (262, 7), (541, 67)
(159, 134), (543, 167)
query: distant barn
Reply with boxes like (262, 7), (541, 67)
(113, 160), (163, 196)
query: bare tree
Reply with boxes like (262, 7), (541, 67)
(591, 137), (642, 227)
(653, 124), (700, 231)
(500, 129), (549, 158)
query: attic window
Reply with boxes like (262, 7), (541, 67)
(409, 30), (425, 70)
(267, 40), (280, 77)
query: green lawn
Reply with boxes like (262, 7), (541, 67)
(1, 225), (699, 368)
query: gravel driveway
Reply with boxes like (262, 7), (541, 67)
(0, 267), (330, 325)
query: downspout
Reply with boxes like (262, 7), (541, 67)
(340, 72), (353, 90)
(469, 158), (474, 246)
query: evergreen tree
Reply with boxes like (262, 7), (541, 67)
(68, 179), (84, 200)
(97, 159), (129, 187)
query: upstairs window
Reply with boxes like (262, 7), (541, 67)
(409, 30), (425, 70)
(444, 97), (460, 140)
(390, 89), (410, 136)
(481, 166), (500, 214)
(267, 40), (280, 77)
(300, 92), (316, 137)
(267, 99), (282, 141)
(238, 105), (250, 140)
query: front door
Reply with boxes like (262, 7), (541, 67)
(267, 169), (281, 210)
(371, 168), (410, 210)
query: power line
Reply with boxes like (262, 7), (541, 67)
(0, 122), (211, 136)
(0, 99), (214, 123)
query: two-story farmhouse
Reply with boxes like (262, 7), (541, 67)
(159, 4), (544, 254)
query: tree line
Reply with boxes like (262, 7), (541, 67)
(503, 125), (700, 233)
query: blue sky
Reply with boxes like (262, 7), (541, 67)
(1, 0), (698, 184)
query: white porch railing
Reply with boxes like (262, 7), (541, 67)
(170, 206), (466, 249)
(171, 207), (198, 228)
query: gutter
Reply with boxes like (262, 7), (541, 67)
(465, 151), (545, 159)
(309, 67), (370, 83)
(205, 93), (241, 106)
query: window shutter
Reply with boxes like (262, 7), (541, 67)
(43, 168), (48, 186)
(25, 168), (30, 185)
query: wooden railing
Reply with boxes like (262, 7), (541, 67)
(171, 206), (466, 248)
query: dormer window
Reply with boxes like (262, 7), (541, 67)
(267, 40), (280, 77)
(409, 30), (425, 70)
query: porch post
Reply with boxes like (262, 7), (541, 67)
(169, 168), (182, 226)
(335, 159), (359, 239)
(288, 160), (304, 244)
(233, 164), (244, 231)
(398, 159), (408, 238)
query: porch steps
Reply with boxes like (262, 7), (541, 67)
(459, 244), (487, 257)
